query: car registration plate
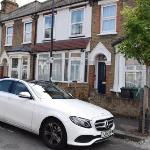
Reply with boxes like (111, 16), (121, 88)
(101, 130), (112, 138)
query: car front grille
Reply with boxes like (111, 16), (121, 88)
(95, 117), (114, 131)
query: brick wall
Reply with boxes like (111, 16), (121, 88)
(13, 19), (23, 46)
(0, 66), (3, 78)
(89, 94), (141, 118)
(56, 82), (89, 101)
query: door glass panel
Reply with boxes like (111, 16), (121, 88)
(12, 58), (18, 68)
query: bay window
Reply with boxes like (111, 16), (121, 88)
(101, 4), (117, 34)
(71, 8), (84, 36)
(125, 59), (145, 88)
(37, 51), (88, 83)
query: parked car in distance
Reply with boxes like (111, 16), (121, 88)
(0, 78), (115, 149)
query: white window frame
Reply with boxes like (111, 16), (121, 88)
(23, 21), (32, 44)
(36, 51), (87, 83)
(70, 7), (85, 37)
(100, 3), (117, 35)
(125, 64), (145, 88)
(43, 15), (55, 40)
(52, 53), (63, 82)
(5, 25), (13, 46)
(9, 53), (30, 80)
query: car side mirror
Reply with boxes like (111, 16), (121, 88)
(18, 92), (32, 99)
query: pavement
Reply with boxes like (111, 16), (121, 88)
(114, 116), (150, 142)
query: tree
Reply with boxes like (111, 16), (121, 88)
(119, 0), (150, 133)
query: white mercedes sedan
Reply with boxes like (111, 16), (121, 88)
(0, 78), (115, 149)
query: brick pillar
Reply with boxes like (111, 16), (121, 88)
(88, 65), (95, 96)
(0, 66), (4, 78)
(3, 65), (8, 77)
(106, 65), (111, 94)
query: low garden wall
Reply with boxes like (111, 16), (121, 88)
(55, 82), (89, 101)
(89, 94), (141, 118)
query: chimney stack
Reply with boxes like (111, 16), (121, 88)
(1, 0), (18, 13)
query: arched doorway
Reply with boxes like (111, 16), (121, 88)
(2, 58), (8, 77)
(96, 54), (107, 94)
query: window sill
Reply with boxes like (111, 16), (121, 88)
(43, 39), (56, 42)
(5, 44), (12, 47)
(98, 32), (117, 36)
(22, 42), (32, 44)
(69, 34), (85, 39)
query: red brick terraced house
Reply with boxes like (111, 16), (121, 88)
(0, 0), (146, 99)
(88, 0), (146, 96)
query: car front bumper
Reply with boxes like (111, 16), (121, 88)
(65, 121), (115, 146)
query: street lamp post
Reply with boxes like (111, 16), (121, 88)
(49, 0), (55, 81)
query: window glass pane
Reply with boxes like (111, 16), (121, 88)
(65, 52), (69, 58)
(11, 82), (29, 95)
(23, 58), (28, 65)
(11, 70), (18, 78)
(103, 5), (116, 17)
(25, 33), (31, 42)
(39, 54), (49, 60)
(71, 24), (83, 35)
(38, 59), (49, 81)
(70, 60), (80, 81)
(125, 72), (143, 87)
(71, 9), (83, 23)
(7, 26), (13, 34)
(52, 54), (61, 58)
(52, 59), (62, 81)
(12, 58), (18, 68)
(45, 28), (51, 39)
(22, 70), (27, 80)
(45, 16), (52, 28)
(102, 19), (115, 32)
(25, 23), (32, 33)
(7, 36), (12, 45)
(0, 80), (13, 92)
(71, 53), (81, 57)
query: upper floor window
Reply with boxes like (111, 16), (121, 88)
(71, 8), (84, 36)
(101, 4), (117, 34)
(44, 15), (54, 39)
(6, 26), (13, 46)
(24, 22), (32, 43)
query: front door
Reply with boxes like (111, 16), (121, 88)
(98, 62), (106, 94)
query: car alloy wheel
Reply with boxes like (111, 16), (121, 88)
(41, 118), (67, 149)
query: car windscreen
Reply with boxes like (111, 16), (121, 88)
(29, 82), (74, 99)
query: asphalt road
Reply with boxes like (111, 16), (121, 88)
(0, 121), (148, 150)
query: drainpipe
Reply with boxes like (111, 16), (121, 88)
(49, 0), (55, 81)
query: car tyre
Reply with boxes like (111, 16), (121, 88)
(41, 118), (67, 149)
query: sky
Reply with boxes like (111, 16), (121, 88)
(0, 0), (46, 7)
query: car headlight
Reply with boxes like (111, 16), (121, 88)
(69, 116), (92, 128)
